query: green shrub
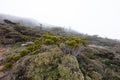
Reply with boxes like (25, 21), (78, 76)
(66, 40), (78, 48)
(43, 34), (51, 39)
(7, 55), (14, 62)
(34, 38), (41, 45)
(44, 39), (54, 45)
(59, 36), (66, 41)
(41, 34), (87, 56)
(80, 38), (87, 47)
(20, 50), (30, 57)
(12, 55), (21, 61)
(32, 50), (41, 55)
(21, 35), (30, 41)
(51, 36), (57, 42)
(74, 38), (81, 43)
(27, 45), (35, 52)
(27, 43), (41, 53)
(12, 55), (20, 61)
(7, 54), (20, 62)
(4, 62), (13, 69)
(20, 38), (41, 56)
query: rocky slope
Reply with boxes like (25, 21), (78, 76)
(0, 18), (120, 80)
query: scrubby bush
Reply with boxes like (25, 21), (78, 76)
(44, 39), (54, 45)
(21, 35), (30, 41)
(32, 49), (41, 55)
(27, 45), (35, 52)
(12, 55), (21, 61)
(80, 38), (88, 47)
(20, 50), (30, 57)
(34, 37), (41, 45)
(66, 40), (79, 48)
(7, 55), (14, 62)
(41, 33), (87, 56)
(33, 38), (41, 49)
(27, 38), (41, 54)
(51, 36), (57, 42)
(56, 36), (65, 44)
(19, 34), (87, 57)
(19, 37), (42, 56)
(4, 62), (13, 69)
(59, 36), (87, 56)
(7, 55), (21, 62)
(43, 34), (51, 39)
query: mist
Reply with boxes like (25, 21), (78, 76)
(0, 0), (120, 39)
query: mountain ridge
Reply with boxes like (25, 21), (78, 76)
(0, 13), (40, 27)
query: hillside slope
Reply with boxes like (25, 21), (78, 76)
(0, 19), (120, 80)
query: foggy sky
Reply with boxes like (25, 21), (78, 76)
(0, 0), (120, 39)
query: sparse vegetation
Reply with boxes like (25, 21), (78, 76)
(42, 33), (87, 56)
(21, 35), (30, 41)
(4, 62), (13, 69)
(20, 49), (30, 57)
(0, 19), (120, 80)
(7, 54), (21, 62)
(44, 39), (54, 45)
